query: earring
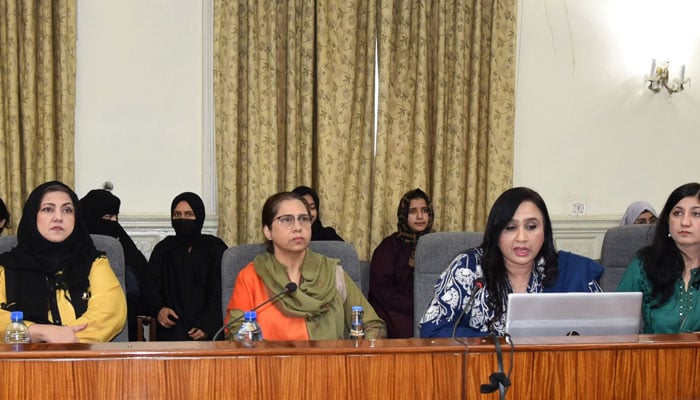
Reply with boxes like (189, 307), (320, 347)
(668, 233), (671, 237)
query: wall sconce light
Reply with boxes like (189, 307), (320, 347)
(645, 59), (690, 95)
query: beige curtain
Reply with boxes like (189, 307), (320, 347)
(370, 0), (517, 255)
(214, 0), (516, 259)
(0, 0), (77, 232)
(214, 0), (376, 248)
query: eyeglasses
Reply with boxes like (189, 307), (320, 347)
(274, 214), (312, 227)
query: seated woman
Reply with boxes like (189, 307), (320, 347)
(292, 186), (344, 241)
(620, 201), (658, 226)
(0, 197), (9, 234)
(80, 185), (149, 341)
(369, 188), (434, 338)
(617, 182), (700, 333)
(225, 191), (385, 340)
(419, 187), (603, 338)
(0, 181), (126, 342)
(142, 192), (227, 341)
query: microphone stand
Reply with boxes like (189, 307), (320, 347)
(212, 282), (297, 341)
(452, 279), (485, 342)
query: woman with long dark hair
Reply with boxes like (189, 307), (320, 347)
(419, 187), (603, 338)
(617, 182), (700, 333)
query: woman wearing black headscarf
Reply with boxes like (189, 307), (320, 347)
(0, 181), (126, 342)
(142, 192), (227, 340)
(368, 188), (434, 338)
(0, 197), (10, 234)
(80, 188), (148, 341)
(292, 186), (343, 241)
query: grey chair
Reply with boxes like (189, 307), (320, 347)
(0, 234), (128, 342)
(413, 231), (483, 337)
(599, 224), (655, 292)
(221, 241), (364, 318)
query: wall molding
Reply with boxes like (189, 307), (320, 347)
(551, 216), (619, 260)
(122, 214), (621, 261)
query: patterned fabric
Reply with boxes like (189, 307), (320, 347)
(214, 1), (517, 259)
(419, 248), (604, 338)
(0, 1), (77, 223)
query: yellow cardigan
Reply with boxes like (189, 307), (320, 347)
(0, 256), (127, 342)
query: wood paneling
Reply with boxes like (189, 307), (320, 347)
(0, 335), (699, 399)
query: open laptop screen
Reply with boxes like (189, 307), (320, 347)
(505, 292), (643, 338)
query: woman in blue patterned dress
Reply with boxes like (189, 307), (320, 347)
(419, 187), (603, 338)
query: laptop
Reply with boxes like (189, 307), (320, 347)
(505, 292), (643, 339)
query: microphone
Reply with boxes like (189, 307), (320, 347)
(451, 278), (485, 339)
(212, 282), (298, 341)
(480, 334), (513, 399)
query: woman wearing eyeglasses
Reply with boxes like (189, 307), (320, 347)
(142, 192), (227, 340)
(225, 191), (385, 340)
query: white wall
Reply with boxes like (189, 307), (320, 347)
(74, 1), (205, 215)
(73, 1), (700, 257)
(514, 0), (700, 217)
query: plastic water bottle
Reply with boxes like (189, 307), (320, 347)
(235, 311), (263, 346)
(5, 311), (30, 344)
(349, 306), (364, 340)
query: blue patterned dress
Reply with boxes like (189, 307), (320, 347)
(419, 248), (604, 338)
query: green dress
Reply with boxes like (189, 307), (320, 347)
(617, 257), (700, 333)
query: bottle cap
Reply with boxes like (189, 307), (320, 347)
(10, 311), (23, 321)
(244, 311), (257, 320)
(351, 306), (363, 312)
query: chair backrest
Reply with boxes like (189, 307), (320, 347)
(221, 241), (364, 317)
(0, 234), (128, 342)
(599, 224), (655, 292)
(413, 231), (483, 337)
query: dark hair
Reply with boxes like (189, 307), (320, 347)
(292, 186), (319, 208)
(640, 182), (700, 307)
(261, 192), (309, 253)
(0, 198), (10, 231)
(480, 187), (558, 323)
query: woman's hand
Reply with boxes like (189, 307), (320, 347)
(28, 323), (87, 343)
(188, 327), (207, 340)
(158, 307), (179, 328)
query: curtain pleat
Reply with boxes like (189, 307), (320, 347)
(214, 0), (516, 259)
(0, 0), (77, 234)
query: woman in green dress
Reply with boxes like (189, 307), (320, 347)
(617, 182), (700, 333)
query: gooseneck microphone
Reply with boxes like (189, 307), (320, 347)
(451, 278), (485, 340)
(480, 334), (513, 400)
(212, 282), (298, 341)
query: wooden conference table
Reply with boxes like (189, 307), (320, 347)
(0, 334), (698, 399)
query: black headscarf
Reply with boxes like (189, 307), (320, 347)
(291, 186), (344, 241)
(79, 189), (120, 234)
(80, 188), (148, 296)
(0, 181), (102, 324)
(396, 188), (434, 267)
(0, 198), (10, 233)
(170, 192), (205, 246)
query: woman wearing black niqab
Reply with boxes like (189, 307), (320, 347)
(0, 181), (126, 342)
(142, 192), (227, 340)
(80, 188), (148, 341)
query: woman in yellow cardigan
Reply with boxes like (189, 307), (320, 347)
(0, 181), (126, 342)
